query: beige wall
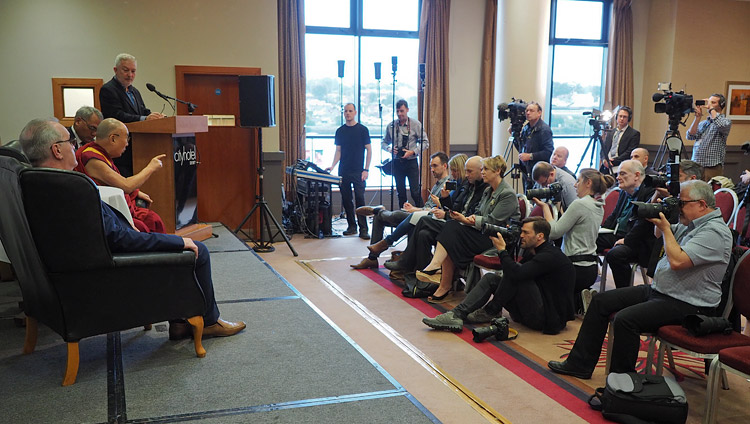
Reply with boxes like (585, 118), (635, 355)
(0, 0), (279, 149)
(448, 0), (484, 148)
(637, 0), (750, 148)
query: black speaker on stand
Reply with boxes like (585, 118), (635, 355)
(235, 75), (298, 256)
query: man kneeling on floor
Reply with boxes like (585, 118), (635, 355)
(422, 216), (575, 334)
(548, 180), (732, 379)
(20, 119), (246, 340)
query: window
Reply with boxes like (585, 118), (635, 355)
(305, 0), (420, 188)
(548, 0), (611, 172)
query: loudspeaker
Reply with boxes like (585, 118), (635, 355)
(239, 75), (276, 128)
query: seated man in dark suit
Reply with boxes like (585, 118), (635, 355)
(68, 106), (102, 150)
(20, 119), (245, 339)
(100, 53), (165, 176)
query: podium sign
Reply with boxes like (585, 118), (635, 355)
(126, 116), (208, 233)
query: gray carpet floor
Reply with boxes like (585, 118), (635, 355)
(0, 224), (437, 424)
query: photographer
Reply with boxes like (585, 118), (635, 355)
(597, 160), (656, 288)
(422, 217), (575, 334)
(549, 180), (732, 378)
(600, 106), (640, 173)
(533, 169), (615, 311)
(531, 161), (577, 210)
(350, 152), (452, 269)
(688, 94), (732, 181)
(649, 160), (703, 203)
(518, 102), (554, 190)
(382, 99), (429, 207)
(385, 156), (488, 273)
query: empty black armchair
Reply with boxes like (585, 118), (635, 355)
(0, 156), (208, 385)
(0, 139), (29, 163)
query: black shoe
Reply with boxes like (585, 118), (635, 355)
(343, 227), (358, 236)
(359, 230), (370, 240)
(384, 259), (408, 271)
(547, 360), (592, 379)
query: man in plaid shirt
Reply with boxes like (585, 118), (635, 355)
(687, 93), (731, 181)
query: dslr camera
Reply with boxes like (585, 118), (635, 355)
(472, 317), (511, 342)
(526, 182), (563, 203)
(481, 220), (522, 245)
(632, 197), (681, 224)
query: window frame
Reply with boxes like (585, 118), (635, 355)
(547, 0), (612, 139)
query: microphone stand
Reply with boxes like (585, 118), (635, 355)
(376, 69), (384, 206)
(390, 61), (397, 211)
(153, 90), (197, 115)
(418, 66), (426, 206)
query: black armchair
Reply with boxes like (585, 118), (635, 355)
(0, 156), (208, 385)
(0, 139), (29, 163)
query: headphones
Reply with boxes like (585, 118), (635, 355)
(618, 106), (633, 122)
(711, 94), (727, 110)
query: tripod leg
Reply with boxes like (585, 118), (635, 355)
(234, 203), (261, 237)
(260, 201), (298, 256)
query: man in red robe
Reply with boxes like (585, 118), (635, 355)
(75, 118), (167, 233)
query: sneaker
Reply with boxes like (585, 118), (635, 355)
(422, 311), (464, 332)
(466, 308), (498, 324)
(581, 289), (597, 315)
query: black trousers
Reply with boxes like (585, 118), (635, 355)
(393, 158), (422, 207)
(340, 172), (367, 231)
(565, 285), (712, 374)
(397, 216), (445, 271)
(605, 244), (642, 289)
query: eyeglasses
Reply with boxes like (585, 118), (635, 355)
(54, 138), (76, 147)
(79, 117), (98, 132)
(678, 199), (702, 208)
(112, 133), (132, 142)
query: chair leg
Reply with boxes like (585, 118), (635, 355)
(656, 341), (665, 375)
(720, 368), (729, 390)
(23, 316), (38, 354)
(640, 267), (650, 285)
(62, 342), (79, 386)
(704, 357), (722, 424)
(186, 316), (206, 358)
(645, 336), (656, 375)
(605, 323), (613, 374)
(600, 259), (608, 292)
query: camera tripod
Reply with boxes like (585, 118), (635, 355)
(575, 125), (606, 174)
(234, 128), (298, 256)
(503, 125), (527, 193)
(653, 117), (686, 172)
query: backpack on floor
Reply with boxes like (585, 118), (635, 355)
(401, 273), (437, 298)
(588, 372), (688, 424)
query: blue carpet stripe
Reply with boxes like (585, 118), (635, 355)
(216, 295), (300, 304)
(120, 390), (412, 423)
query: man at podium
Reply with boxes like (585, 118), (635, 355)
(100, 53), (165, 176)
(75, 118), (167, 233)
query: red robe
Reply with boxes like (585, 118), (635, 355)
(75, 142), (165, 233)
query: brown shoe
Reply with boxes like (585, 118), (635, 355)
(350, 258), (379, 269)
(168, 322), (192, 340)
(356, 205), (384, 216)
(367, 239), (390, 256)
(203, 318), (246, 338)
(391, 250), (403, 262)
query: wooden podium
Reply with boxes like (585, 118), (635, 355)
(126, 116), (211, 240)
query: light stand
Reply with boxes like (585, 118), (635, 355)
(417, 63), (426, 205)
(337, 60), (345, 126)
(375, 62), (384, 206)
(235, 128), (298, 256)
(389, 56), (398, 211)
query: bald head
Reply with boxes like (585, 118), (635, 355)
(465, 156), (483, 183)
(630, 148), (649, 168)
(550, 146), (569, 168)
(95, 118), (129, 158)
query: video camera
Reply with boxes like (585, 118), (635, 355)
(497, 98), (528, 135)
(582, 109), (612, 133)
(526, 182), (563, 203)
(480, 220), (522, 245)
(653, 82), (695, 132)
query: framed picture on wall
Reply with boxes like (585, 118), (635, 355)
(726, 81), (750, 123)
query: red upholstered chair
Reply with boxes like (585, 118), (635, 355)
(705, 345), (750, 423)
(714, 188), (738, 225)
(601, 188), (620, 225)
(654, 249), (750, 417)
(517, 194), (529, 219)
(731, 205), (750, 242)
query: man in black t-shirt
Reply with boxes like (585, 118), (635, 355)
(327, 103), (372, 239)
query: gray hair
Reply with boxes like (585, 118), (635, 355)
(19, 120), (60, 166)
(96, 118), (124, 140)
(75, 106), (103, 121)
(682, 180), (715, 208)
(115, 53), (136, 67)
(679, 160), (703, 180)
(621, 159), (645, 177)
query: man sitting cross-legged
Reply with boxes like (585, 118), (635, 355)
(422, 217), (575, 334)
(20, 118), (245, 339)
